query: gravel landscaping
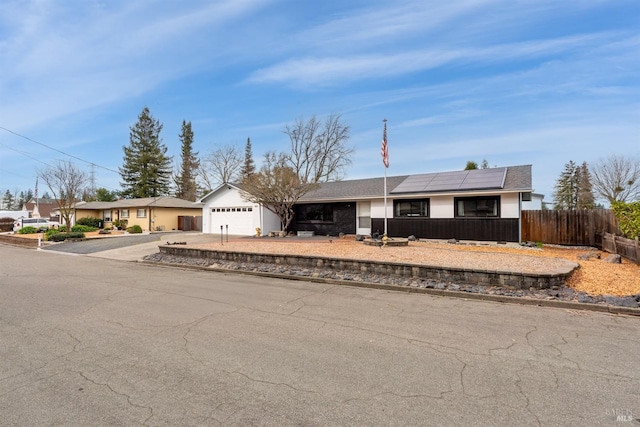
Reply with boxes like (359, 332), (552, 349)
(144, 237), (640, 309)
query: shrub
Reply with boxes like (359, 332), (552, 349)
(45, 228), (60, 240)
(71, 224), (98, 233)
(612, 201), (640, 239)
(127, 225), (143, 234)
(0, 217), (14, 232)
(48, 232), (86, 242)
(76, 217), (103, 228)
(18, 226), (38, 234)
(113, 219), (128, 230)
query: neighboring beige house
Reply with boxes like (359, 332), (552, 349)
(74, 197), (203, 231)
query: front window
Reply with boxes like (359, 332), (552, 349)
(121, 209), (129, 218)
(455, 196), (500, 217)
(297, 204), (333, 222)
(137, 209), (146, 218)
(394, 199), (429, 217)
(103, 210), (112, 222)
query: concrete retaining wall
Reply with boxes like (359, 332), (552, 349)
(158, 246), (572, 289)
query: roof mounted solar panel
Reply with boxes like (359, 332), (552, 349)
(391, 167), (507, 194)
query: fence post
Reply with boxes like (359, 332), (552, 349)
(612, 233), (617, 254)
(635, 237), (639, 266)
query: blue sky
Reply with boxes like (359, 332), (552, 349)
(1, 0), (638, 203)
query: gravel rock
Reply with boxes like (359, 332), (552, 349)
(143, 253), (639, 309)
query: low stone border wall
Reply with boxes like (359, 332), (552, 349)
(0, 234), (40, 248)
(158, 246), (574, 290)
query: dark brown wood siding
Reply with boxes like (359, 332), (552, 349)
(372, 218), (520, 242)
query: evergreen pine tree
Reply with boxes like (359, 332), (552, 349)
(2, 189), (14, 209)
(576, 161), (595, 209)
(120, 107), (173, 198)
(553, 161), (578, 209)
(174, 120), (199, 201)
(240, 137), (256, 181)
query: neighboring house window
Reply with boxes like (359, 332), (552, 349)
(103, 210), (112, 222)
(121, 209), (129, 218)
(455, 196), (500, 217)
(298, 204), (334, 222)
(394, 199), (429, 217)
(137, 209), (146, 218)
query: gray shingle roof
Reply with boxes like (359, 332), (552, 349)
(75, 196), (202, 210)
(300, 175), (409, 201)
(299, 165), (532, 201)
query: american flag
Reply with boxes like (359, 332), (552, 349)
(381, 121), (389, 168)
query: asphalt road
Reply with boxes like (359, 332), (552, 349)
(41, 232), (186, 254)
(1, 245), (639, 426)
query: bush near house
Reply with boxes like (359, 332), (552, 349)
(0, 217), (14, 232)
(71, 225), (98, 233)
(48, 232), (86, 242)
(76, 217), (103, 228)
(17, 226), (38, 234)
(612, 201), (640, 240)
(127, 225), (143, 234)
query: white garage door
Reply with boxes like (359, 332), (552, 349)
(210, 207), (254, 235)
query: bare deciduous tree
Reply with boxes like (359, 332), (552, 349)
(241, 152), (318, 231)
(283, 113), (352, 184)
(198, 144), (243, 192)
(38, 160), (87, 229)
(241, 114), (353, 231)
(592, 155), (640, 203)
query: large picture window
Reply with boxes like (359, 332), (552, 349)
(455, 196), (500, 217)
(394, 199), (429, 217)
(297, 204), (334, 222)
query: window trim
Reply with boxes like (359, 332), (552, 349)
(121, 209), (129, 219)
(393, 198), (430, 218)
(136, 208), (147, 218)
(454, 196), (501, 218)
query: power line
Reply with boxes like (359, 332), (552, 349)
(0, 125), (120, 174)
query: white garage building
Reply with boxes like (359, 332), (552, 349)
(199, 183), (281, 236)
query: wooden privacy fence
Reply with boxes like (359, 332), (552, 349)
(521, 209), (619, 246)
(601, 232), (640, 265)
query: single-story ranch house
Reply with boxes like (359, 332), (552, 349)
(200, 164), (533, 242)
(74, 197), (203, 231)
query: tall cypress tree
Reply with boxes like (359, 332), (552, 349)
(553, 161), (578, 210)
(120, 107), (172, 198)
(240, 137), (256, 181)
(576, 161), (595, 209)
(174, 120), (199, 201)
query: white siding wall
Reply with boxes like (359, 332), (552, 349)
(372, 192), (522, 219)
(201, 187), (280, 235)
(522, 194), (544, 210)
(500, 193), (520, 218)
(430, 197), (454, 218)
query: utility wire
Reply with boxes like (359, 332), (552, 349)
(0, 125), (120, 174)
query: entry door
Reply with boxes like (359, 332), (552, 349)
(356, 202), (371, 236)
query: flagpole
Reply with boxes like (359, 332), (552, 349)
(382, 118), (388, 237)
(384, 161), (387, 236)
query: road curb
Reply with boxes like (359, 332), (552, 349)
(139, 260), (640, 317)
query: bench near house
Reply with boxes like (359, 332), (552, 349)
(200, 165), (534, 242)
